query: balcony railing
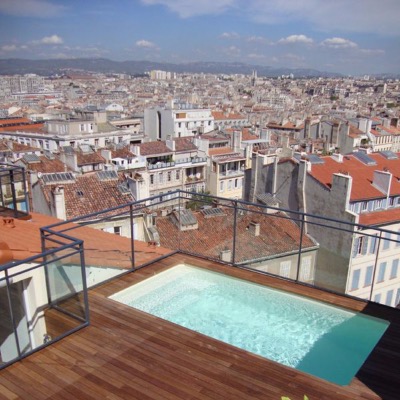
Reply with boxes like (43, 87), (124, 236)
(2, 189), (400, 369)
(0, 164), (29, 218)
(0, 230), (89, 370)
(40, 190), (400, 307)
(219, 168), (245, 177)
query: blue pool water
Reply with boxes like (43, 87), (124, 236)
(109, 265), (389, 385)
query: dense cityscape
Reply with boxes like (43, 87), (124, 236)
(0, 1), (400, 399)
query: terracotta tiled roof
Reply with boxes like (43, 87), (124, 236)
(359, 208), (400, 226)
(309, 153), (400, 201)
(0, 212), (170, 268)
(0, 118), (31, 126)
(110, 147), (136, 159)
(139, 141), (172, 156)
(241, 128), (258, 141)
(77, 152), (105, 166)
(208, 147), (235, 156)
(41, 172), (134, 219)
(0, 118), (45, 133)
(156, 208), (316, 262)
(22, 156), (72, 173)
(211, 111), (245, 120)
(173, 137), (197, 152)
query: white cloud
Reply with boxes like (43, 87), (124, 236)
(246, 36), (269, 43)
(247, 53), (266, 59)
(136, 39), (157, 48)
(321, 37), (357, 49)
(0, 0), (65, 17)
(359, 48), (385, 55)
(141, 0), (236, 18)
(278, 34), (313, 44)
(247, 0), (400, 36)
(1, 44), (18, 52)
(220, 32), (240, 39)
(222, 45), (241, 56)
(39, 35), (64, 45)
(141, 1), (400, 35)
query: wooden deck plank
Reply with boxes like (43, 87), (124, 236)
(0, 254), (399, 400)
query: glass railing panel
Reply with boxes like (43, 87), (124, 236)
(0, 249), (88, 370)
(0, 275), (21, 367)
(155, 192), (235, 262)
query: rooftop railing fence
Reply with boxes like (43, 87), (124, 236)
(1, 189), (399, 370)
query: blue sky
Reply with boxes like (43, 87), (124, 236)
(0, 0), (399, 75)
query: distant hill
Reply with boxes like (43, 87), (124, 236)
(0, 58), (343, 78)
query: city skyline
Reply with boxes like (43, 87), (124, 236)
(0, 0), (399, 76)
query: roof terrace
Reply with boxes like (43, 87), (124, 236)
(0, 180), (399, 399)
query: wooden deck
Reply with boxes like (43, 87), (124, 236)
(1, 254), (399, 400)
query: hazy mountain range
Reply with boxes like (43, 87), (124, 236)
(0, 58), (345, 78)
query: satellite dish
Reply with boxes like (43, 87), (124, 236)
(37, 172), (42, 178)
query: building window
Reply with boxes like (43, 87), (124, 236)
(167, 171), (171, 182)
(351, 269), (361, 291)
(383, 232), (391, 250)
(300, 256), (311, 282)
(390, 259), (399, 279)
(361, 201), (368, 211)
(114, 226), (121, 235)
(364, 265), (373, 287)
(158, 172), (163, 184)
(220, 181), (224, 192)
(386, 290), (394, 306)
(377, 262), (387, 283)
(395, 289), (400, 307)
(396, 230), (400, 247)
(80, 124), (85, 132)
(176, 170), (180, 180)
(118, 137), (123, 143)
(374, 293), (381, 303)
(352, 236), (368, 257)
(227, 180), (232, 190)
(150, 174), (154, 185)
(95, 139), (99, 147)
(369, 235), (377, 254)
(280, 261), (291, 278)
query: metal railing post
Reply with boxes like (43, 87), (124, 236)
(79, 242), (90, 324)
(232, 200), (238, 266)
(5, 269), (22, 360)
(295, 213), (305, 282)
(40, 228), (53, 306)
(369, 231), (382, 302)
(9, 169), (18, 218)
(130, 204), (135, 271)
(178, 193), (182, 252)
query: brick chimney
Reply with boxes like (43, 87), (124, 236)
(249, 221), (260, 236)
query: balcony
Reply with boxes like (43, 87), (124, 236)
(1, 190), (400, 399)
(0, 164), (29, 218)
(219, 168), (245, 178)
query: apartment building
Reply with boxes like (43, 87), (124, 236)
(144, 102), (214, 141)
(208, 148), (246, 199)
(246, 150), (400, 306)
(0, 112), (139, 152)
(131, 139), (207, 203)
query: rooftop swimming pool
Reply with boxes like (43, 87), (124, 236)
(109, 265), (389, 385)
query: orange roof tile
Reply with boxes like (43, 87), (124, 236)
(359, 208), (400, 227)
(208, 147), (235, 156)
(156, 208), (316, 262)
(0, 212), (171, 268)
(309, 153), (400, 201)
